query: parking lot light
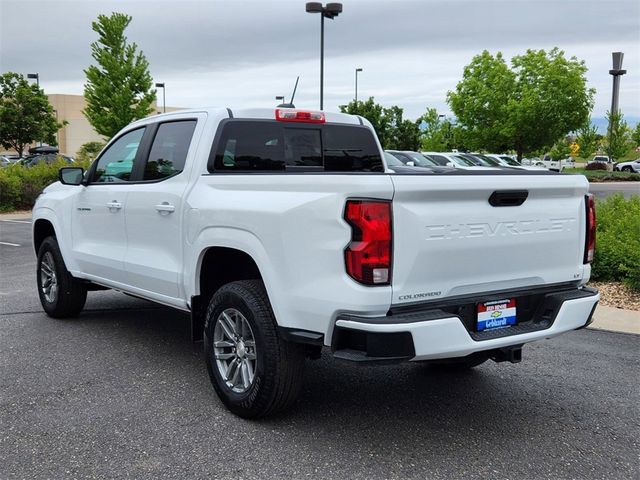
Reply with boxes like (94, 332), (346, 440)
(305, 2), (343, 110)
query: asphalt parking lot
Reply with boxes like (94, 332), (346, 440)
(1, 218), (639, 480)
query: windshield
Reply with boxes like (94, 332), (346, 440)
(500, 156), (520, 166)
(453, 155), (477, 166)
(475, 154), (502, 166)
(384, 152), (403, 166)
(423, 154), (451, 166)
(406, 152), (437, 167)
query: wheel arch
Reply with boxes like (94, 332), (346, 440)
(33, 218), (56, 254)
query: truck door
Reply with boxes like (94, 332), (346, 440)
(122, 117), (201, 304)
(71, 127), (146, 284)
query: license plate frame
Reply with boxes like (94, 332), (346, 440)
(476, 298), (517, 332)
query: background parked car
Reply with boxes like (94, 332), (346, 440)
(386, 150), (439, 168)
(614, 159), (640, 173)
(19, 153), (74, 168)
(589, 155), (612, 164)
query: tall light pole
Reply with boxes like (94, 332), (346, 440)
(305, 2), (343, 110)
(27, 73), (39, 87)
(155, 82), (166, 113)
(355, 67), (362, 103)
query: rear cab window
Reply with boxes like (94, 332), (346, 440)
(210, 121), (383, 172)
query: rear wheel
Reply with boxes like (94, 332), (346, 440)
(204, 280), (305, 418)
(36, 236), (87, 318)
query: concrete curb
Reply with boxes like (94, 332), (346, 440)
(0, 211), (32, 220)
(588, 304), (640, 335)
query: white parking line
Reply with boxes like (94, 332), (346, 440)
(0, 220), (32, 224)
(0, 241), (21, 247)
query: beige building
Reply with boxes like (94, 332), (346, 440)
(47, 94), (182, 156)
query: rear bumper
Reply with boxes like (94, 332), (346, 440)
(332, 287), (599, 362)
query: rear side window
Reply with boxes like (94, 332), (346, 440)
(143, 120), (197, 180)
(212, 121), (383, 172)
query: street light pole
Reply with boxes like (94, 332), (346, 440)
(355, 67), (362, 103)
(155, 82), (166, 113)
(306, 2), (343, 110)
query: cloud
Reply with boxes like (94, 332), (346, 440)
(2, 0), (639, 119)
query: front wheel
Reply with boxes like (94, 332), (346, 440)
(204, 280), (305, 418)
(36, 236), (87, 318)
(622, 166), (633, 172)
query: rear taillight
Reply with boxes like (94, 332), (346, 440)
(275, 109), (325, 123)
(344, 199), (392, 285)
(584, 194), (596, 264)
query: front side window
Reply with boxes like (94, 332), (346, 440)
(91, 128), (145, 183)
(143, 121), (197, 180)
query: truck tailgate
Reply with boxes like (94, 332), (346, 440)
(390, 174), (589, 305)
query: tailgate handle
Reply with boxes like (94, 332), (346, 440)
(489, 190), (528, 207)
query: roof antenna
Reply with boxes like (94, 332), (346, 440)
(278, 76), (299, 108)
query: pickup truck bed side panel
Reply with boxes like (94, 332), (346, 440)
(186, 174), (395, 343)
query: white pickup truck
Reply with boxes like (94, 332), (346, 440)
(32, 108), (599, 418)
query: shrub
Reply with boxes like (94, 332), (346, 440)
(0, 156), (91, 211)
(0, 169), (22, 212)
(585, 162), (607, 171)
(591, 194), (640, 290)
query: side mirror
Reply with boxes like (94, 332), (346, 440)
(59, 167), (84, 185)
(406, 161), (415, 167)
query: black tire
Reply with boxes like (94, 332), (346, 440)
(204, 280), (305, 418)
(622, 166), (632, 172)
(36, 236), (87, 318)
(423, 352), (489, 371)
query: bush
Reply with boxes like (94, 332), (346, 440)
(591, 194), (640, 290)
(0, 156), (91, 211)
(585, 162), (607, 171)
(0, 170), (22, 212)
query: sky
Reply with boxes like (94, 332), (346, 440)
(1, 0), (639, 123)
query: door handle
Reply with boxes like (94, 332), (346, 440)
(155, 202), (175, 214)
(106, 201), (122, 210)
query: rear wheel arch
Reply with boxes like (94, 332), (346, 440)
(198, 247), (263, 302)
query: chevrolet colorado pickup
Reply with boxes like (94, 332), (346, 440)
(32, 108), (599, 418)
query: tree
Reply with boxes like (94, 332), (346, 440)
(384, 105), (420, 150)
(604, 111), (633, 161)
(416, 108), (449, 151)
(84, 12), (155, 139)
(0, 72), (62, 156)
(632, 122), (640, 146)
(341, 97), (390, 146)
(575, 120), (599, 159)
(75, 141), (106, 164)
(448, 48), (595, 160)
(548, 139), (571, 160)
(340, 97), (419, 150)
(447, 51), (515, 153)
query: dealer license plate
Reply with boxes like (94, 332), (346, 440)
(477, 299), (517, 332)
